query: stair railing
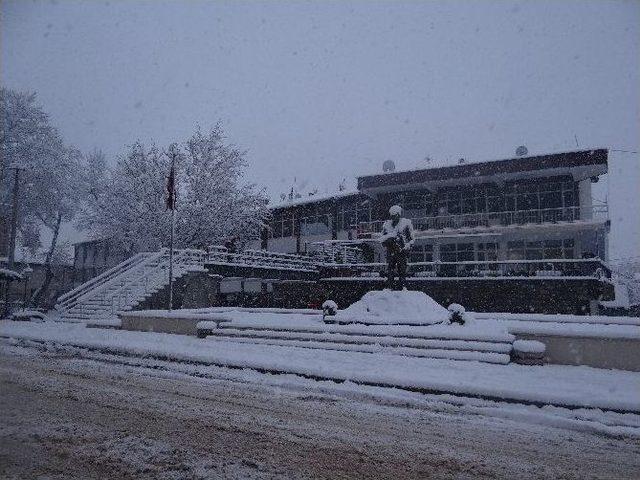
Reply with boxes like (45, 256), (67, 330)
(108, 248), (207, 313)
(56, 252), (150, 311)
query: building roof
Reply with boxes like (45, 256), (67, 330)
(358, 149), (608, 191)
(271, 190), (362, 211)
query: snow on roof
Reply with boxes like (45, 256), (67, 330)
(272, 189), (360, 209)
(358, 148), (607, 184)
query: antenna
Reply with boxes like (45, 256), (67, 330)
(574, 135), (579, 148)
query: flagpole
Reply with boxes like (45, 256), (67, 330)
(168, 150), (176, 312)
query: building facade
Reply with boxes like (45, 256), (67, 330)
(72, 239), (128, 286)
(263, 149), (610, 279)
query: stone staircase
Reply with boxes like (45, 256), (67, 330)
(55, 249), (206, 322)
(198, 319), (515, 364)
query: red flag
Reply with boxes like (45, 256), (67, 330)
(165, 160), (176, 210)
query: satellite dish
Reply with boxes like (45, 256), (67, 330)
(382, 160), (396, 173)
(516, 145), (528, 157)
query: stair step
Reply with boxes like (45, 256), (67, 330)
(206, 335), (510, 364)
(210, 328), (512, 353)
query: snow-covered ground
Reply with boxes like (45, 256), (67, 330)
(1, 320), (639, 413)
(1, 338), (639, 479)
(473, 312), (640, 339)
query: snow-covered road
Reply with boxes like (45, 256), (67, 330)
(1, 341), (639, 479)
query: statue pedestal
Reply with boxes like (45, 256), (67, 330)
(333, 289), (450, 326)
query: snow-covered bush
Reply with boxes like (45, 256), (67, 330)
(322, 300), (338, 317)
(447, 303), (472, 325)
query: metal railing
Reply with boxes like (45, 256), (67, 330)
(357, 205), (608, 237)
(306, 241), (364, 264)
(108, 248), (207, 313)
(206, 246), (318, 272)
(55, 252), (157, 311)
(327, 258), (611, 279)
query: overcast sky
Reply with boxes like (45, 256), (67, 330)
(2, 0), (639, 260)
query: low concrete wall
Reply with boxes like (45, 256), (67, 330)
(120, 314), (202, 336)
(517, 333), (640, 372)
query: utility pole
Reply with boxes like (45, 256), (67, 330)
(165, 146), (178, 312)
(7, 164), (24, 269)
(3, 164), (24, 317)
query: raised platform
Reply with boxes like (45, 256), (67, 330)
(318, 277), (613, 315)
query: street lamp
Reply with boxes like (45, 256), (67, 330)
(21, 266), (33, 311)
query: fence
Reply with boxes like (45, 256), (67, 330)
(357, 205), (608, 237)
(328, 258), (611, 279)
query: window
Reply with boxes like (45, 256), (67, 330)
(409, 244), (433, 263)
(301, 214), (331, 236)
(338, 209), (357, 231)
(338, 203), (371, 231)
(507, 239), (575, 260)
(505, 178), (577, 213)
(270, 212), (295, 238)
(436, 185), (500, 217)
(441, 243), (474, 262)
(477, 242), (498, 262)
(506, 241), (525, 260)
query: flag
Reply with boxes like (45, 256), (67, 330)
(165, 159), (176, 210)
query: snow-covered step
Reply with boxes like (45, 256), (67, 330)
(207, 335), (510, 364)
(212, 321), (514, 344)
(55, 248), (207, 324)
(210, 327), (512, 353)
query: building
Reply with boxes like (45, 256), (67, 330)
(265, 149), (608, 263)
(58, 148), (615, 315)
(2, 260), (75, 311)
(260, 149), (613, 313)
(72, 238), (128, 286)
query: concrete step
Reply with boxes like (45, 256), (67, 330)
(206, 334), (510, 364)
(211, 327), (512, 354)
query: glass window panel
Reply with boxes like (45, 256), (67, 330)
(526, 249), (543, 260)
(409, 251), (423, 263)
(544, 248), (562, 259)
(476, 196), (487, 212)
(563, 190), (575, 206)
(462, 198), (475, 213)
(272, 221), (282, 238)
(540, 191), (562, 209)
(282, 218), (293, 237)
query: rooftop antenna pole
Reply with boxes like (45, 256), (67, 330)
(574, 135), (579, 148)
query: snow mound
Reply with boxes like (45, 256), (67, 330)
(335, 290), (450, 325)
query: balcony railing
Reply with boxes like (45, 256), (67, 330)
(206, 246), (318, 272)
(324, 258), (611, 279)
(357, 205), (608, 237)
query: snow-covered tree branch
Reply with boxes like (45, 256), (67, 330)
(78, 124), (270, 255)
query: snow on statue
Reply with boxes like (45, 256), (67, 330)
(379, 204), (414, 290)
